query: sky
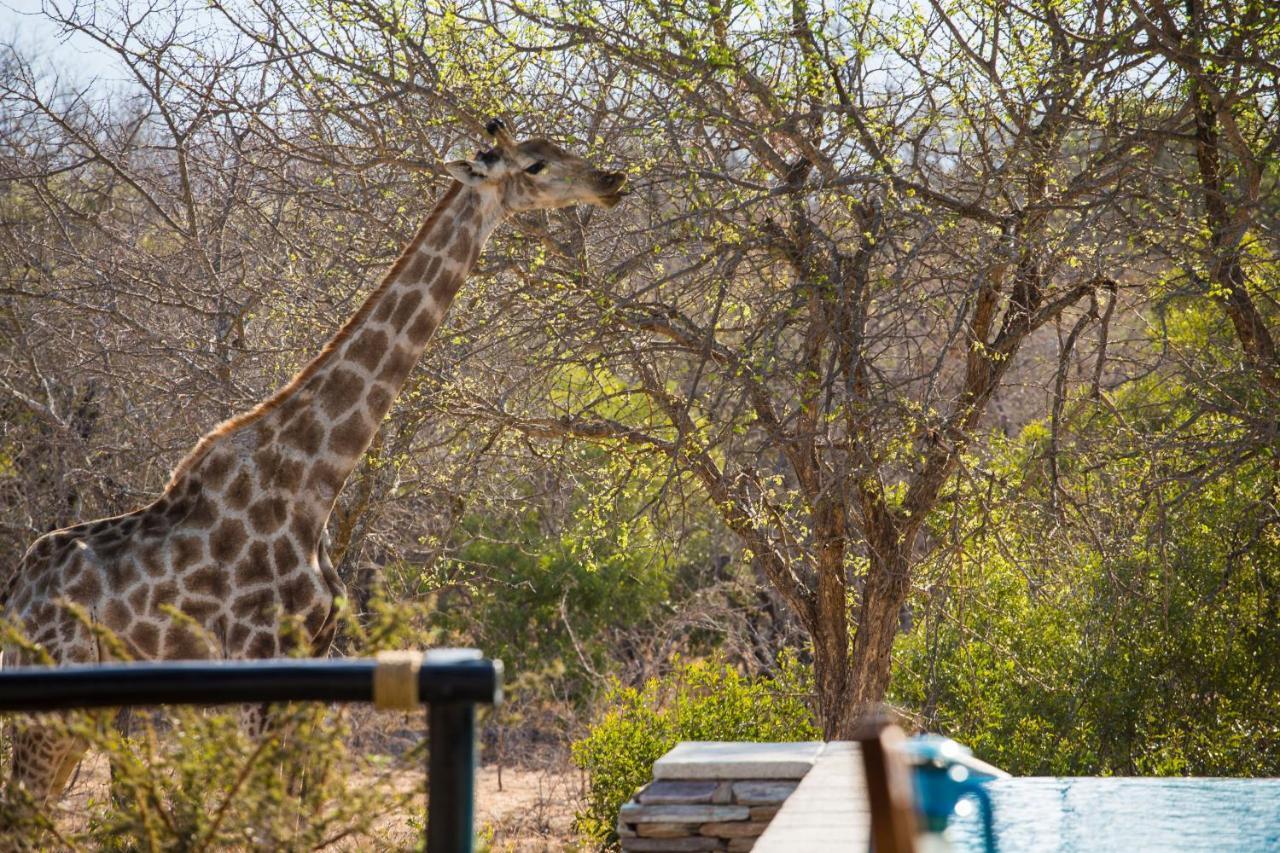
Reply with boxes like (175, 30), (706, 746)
(1, 0), (130, 85)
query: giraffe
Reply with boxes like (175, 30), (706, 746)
(0, 120), (627, 805)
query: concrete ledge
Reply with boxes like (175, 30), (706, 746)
(653, 741), (823, 780)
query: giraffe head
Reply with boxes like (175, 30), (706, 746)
(444, 119), (628, 210)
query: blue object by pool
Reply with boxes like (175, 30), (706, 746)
(947, 777), (1280, 852)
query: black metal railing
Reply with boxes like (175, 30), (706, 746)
(0, 648), (502, 853)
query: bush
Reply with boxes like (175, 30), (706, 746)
(570, 655), (818, 847)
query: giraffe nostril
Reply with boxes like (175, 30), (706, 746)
(598, 171), (627, 193)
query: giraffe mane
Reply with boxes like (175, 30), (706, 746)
(165, 181), (465, 491)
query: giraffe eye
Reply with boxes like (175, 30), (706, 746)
(524, 161), (546, 175)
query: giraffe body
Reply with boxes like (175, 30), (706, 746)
(2, 122), (625, 805)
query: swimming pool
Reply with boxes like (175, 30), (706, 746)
(947, 777), (1280, 851)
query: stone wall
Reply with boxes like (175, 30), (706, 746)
(614, 742), (822, 852)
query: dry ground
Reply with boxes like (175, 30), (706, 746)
(54, 749), (582, 850)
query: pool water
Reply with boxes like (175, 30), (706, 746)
(947, 777), (1280, 852)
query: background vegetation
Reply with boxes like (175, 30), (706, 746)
(0, 0), (1276, 845)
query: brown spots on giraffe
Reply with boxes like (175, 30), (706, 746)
(281, 409), (325, 455)
(235, 540), (272, 586)
(449, 230), (474, 264)
(378, 345), (417, 387)
(391, 290), (423, 329)
(373, 291), (399, 323)
(320, 368), (365, 419)
(246, 631), (277, 659)
(64, 567), (102, 603)
(273, 394), (308, 426)
(139, 543), (165, 577)
(210, 518), (247, 564)
(201, 451), (235, 490)
(128, 584), (149, 613)
(366, 383), (392, 415)
(109, 557), (140, 590)
(29, 536), (53, 562)
(265, 455), (304, 492)
(346, 329), (388, 373)
(248, 496), (288, 535)
(272, 537), (298, 573)
(403, 252), (431, 282)
(304, 603), (329, 637)
(224, 471), (255, 512)
(307, 462), (345, 500)
(163, 494), (194, 523)
(407, 306), (439, 341)
(429, 222), (453, 250)
(290, 512), (319, 547)
(432, 271), (462, 301)
(184, 565), (229, 600)
(186, 495), (218, 528)
(164, 625), (211, 659)
(233, 588), (275, 624)
(141, 507), (168, 537)
(329, 410), (370, 458)
(179, 597), (221, 624)
(229, 622), (252, 652)
(280, 572), (318, 613)
(130, 622), (161, 658)
(149, 580), (179, 613)
(172, 536), (203, 571)
(103, 599), (132, 632)
(421, 255), (442, 284)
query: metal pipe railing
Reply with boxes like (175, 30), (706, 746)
(0, 649), (502, 853)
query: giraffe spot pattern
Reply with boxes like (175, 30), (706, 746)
(402, 253), (430, 282)
(149, 581), (180, 613)
(391, 290), (423, 329)
(281, 409), (325, 455)
(103, 599), (131, 631)
(130, 623), (161, 657)
(329, 411), (370, 458)
(272, 536), (297, 572)
(172, 536), (204, 570)
(346, 329), (388, 372)
(164, 625), (210, 659)
(225, 472), (255, 511)
(407, 307), (438, 341)
(266, 455), (304, 492)
(321, 368), (365, 419)
(185, 565), (229, 599)
(248, 496), (287, 534)
(202, 452), (235, 490)
(186, 495), (219, 528)
(211, 518), (247, 563)
(378, 345), (416, 386)
(366, 383), (391, 415)
(233, 588), (275, 623)
(373, 291), (399, 322)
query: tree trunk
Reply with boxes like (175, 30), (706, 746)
(843, 527), (915, 736)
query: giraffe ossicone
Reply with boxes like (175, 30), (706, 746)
(0, 120), (627, 806)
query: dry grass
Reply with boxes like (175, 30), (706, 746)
(49, 733), (583, 851)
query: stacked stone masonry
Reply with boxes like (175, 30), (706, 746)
(616, 742), (820, 852)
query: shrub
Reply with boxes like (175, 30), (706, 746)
(570, 655), (817, 847)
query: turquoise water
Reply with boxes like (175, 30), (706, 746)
(947, 777), (1280, 852)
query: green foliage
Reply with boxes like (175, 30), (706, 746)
(893, 342), (1280, 776)
(570, 655), (818, 846)
(0, 703), (411, 850)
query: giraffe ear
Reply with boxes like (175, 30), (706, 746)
(444, 159), (487, 185)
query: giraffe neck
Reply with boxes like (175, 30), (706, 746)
(169, 182), (504, 551)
